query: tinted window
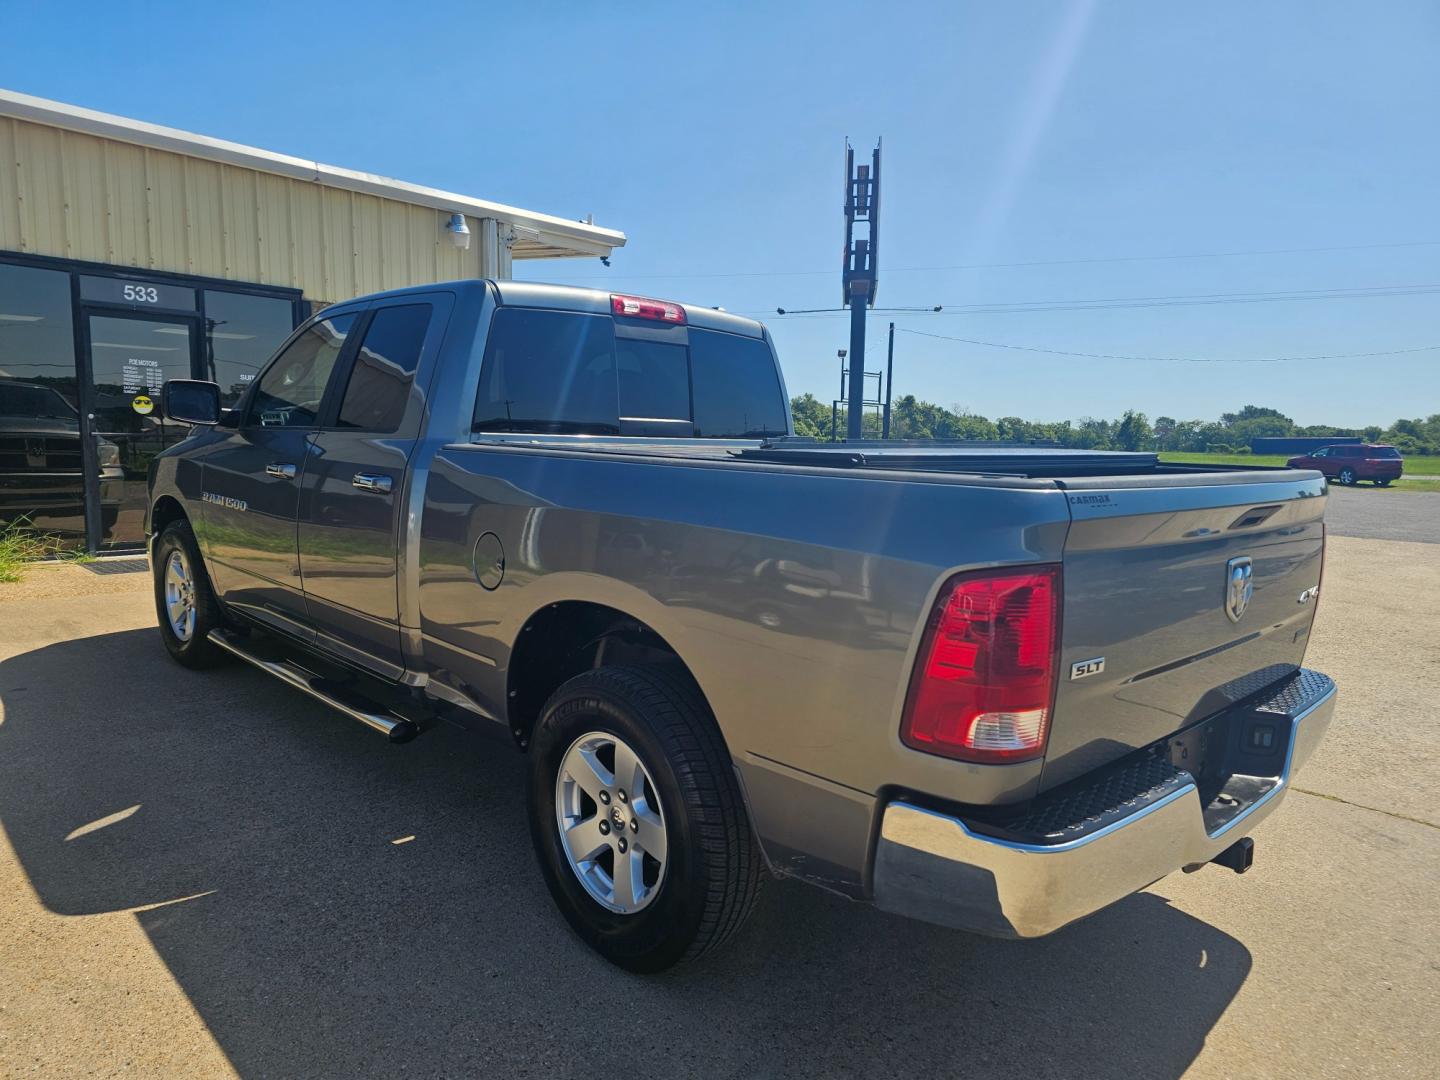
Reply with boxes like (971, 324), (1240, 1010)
(249, 313), (356, 427)
(336, 304), (431, 432)
(690, 328), (788, 438)
(1311, 448), (1328, 457)
(204, 291), (298, 408)
(474, 309), (618, 434)
(0, 262), (82, 544)
(1370, 446), (1401, 458)
(616, 338), (689, 421)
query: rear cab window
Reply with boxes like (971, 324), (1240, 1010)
(1368, 446), (1401, 458)
(473, 310), (619, 434)
(473, 308), (787, 439)
(690, 328), (788, 438)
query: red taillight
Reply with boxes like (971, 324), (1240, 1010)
(900, 565), (1061, 764)
(611, 293), (686, 324)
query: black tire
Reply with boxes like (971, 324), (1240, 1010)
(153, 519), (228, 669)
(1376, 478), (1392, 487)
(1338, 467), (1356, 485)
(527, 665), (762, 973)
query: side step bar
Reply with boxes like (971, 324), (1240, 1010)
(208, 629), (419, 743)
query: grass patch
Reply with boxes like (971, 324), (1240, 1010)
(1159, 452), (1440, 492)
(0, 519), (91, 582)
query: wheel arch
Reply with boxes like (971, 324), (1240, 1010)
(148, 494), (189, 552)
(505, 600), (710, 753)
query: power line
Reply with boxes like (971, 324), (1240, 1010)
(748, 281), (1440, 318)
(556, 239), (1440, 282)
(894, 328), (1440, 364)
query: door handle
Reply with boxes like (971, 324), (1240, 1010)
(352, 472), (393, 494)
(266, 462), (298, 479)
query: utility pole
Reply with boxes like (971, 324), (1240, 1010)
(883, 321), (895, 438)
(842, 139), (880, 440)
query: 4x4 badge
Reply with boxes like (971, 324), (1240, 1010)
(1225, 556), (1254, 623)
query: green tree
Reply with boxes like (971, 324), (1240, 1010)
(1153, 416), (1178, 449)
(1114, 410), (1153, 451)
(789, 393), (834, 440)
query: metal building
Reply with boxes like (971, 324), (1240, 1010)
(0, 88), (625, 551)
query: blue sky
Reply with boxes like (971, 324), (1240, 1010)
(5, 0), (1438, 426)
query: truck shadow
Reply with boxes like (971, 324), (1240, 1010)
(0, 628), (1250, 1079)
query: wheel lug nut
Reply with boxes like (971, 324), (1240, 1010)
(598, 820), (610, 835)
(617, 837), (628, 853)
(598, 791), (610, 804)
(617, 789), (627, 803)
(629, 818), (639, 833)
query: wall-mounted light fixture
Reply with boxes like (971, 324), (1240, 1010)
(446, 213), (471, 250)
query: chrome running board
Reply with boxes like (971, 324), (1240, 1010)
(207, 629), (419, 743)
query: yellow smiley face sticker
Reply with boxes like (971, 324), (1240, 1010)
(132, 394), (154, 415)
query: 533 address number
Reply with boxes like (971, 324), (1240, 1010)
(123, 284), (160, 303)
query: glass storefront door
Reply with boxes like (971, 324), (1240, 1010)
(84, 313), (199, 548)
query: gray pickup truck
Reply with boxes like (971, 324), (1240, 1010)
(147, 280), (1336, 972)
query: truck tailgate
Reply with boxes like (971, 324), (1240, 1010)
(1044, 472), (1326, 790)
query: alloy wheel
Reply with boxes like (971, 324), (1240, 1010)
(163, 549), (197, 642)
(554, 731), (668, 914)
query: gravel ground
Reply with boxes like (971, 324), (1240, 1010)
(1324, 487), (1440, 543)
(0, 538), (1435, 1079)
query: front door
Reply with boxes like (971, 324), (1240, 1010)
(83, 313), (198, 548)
(199, 308), (362, 640)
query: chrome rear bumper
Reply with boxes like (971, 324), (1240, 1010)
(873, 670), (1336, 938)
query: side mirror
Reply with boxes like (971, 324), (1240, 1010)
(163, 380), (222, 426)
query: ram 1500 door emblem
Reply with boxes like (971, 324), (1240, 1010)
(201, 491), (247, 512)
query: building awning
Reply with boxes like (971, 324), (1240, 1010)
(0, 88), (625, 261)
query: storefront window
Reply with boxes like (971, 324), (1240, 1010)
(203, 291), (298, 408)
(0, 262), (83, 546)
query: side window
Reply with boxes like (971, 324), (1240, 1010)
(473, 309), (619, 434)
(335, 304), (431, 432)
(249, 313), (356, 428)
(690, 328), (789, 438)
(1312, 448), (1328, 458)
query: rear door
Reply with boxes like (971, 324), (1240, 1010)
(298, 293), (451, 676)
(1045, 473), (1326, 789)
(199, 308), (361, 639)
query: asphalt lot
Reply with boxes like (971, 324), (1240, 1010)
(1324, 487), (1440, 544)
(1, 536), (1437, 1079)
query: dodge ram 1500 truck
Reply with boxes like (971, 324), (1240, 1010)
(147, 280), (1336, 972)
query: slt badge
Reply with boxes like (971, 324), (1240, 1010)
(1225, 556), (1254, 623)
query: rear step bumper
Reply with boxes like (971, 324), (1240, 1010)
(872, 668), (1335, 938)
(207, 629), (419, 743)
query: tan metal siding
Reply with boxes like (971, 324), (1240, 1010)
(147, 147), (188, 274)
(60, 130), (109, 262)
(0, 119), (21, 246)
(0, 115), (493, 299)
(104, 140), (149, 266)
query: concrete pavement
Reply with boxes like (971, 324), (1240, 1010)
(1, 537), (1436, 1079)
